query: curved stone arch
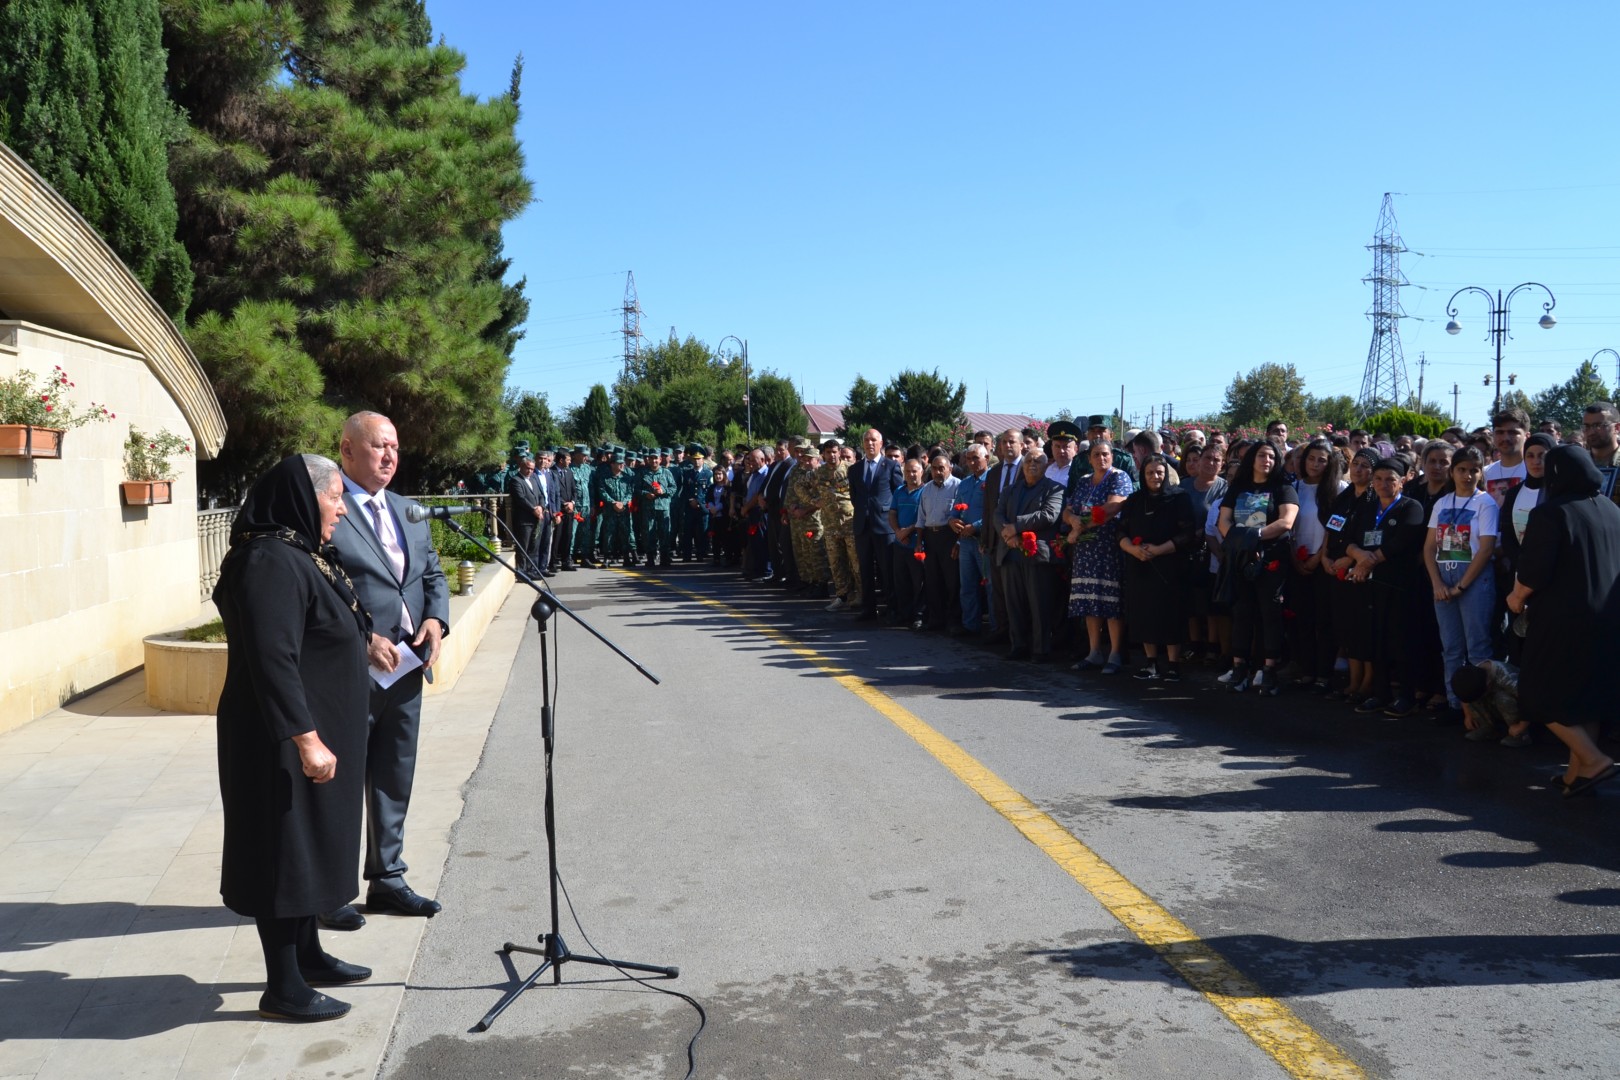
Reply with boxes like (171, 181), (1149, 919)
(0, 141), (225, 457)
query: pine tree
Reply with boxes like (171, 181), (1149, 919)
(164, 0), (531, 495)
(0, 0), (192, 317)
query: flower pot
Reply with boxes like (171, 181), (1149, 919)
(0, 424), (65, 458)
(121, 480), (173, 506)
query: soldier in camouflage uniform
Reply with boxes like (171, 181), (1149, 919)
(786, 439), (830, 598)
(815, 439), (860, 611)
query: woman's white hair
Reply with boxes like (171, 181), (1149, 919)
(302, 453), (342, 492)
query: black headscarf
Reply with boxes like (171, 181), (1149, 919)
(215, 456), (370, 640)
(1522, 433), (1557, 490)
(1542, 444), (1602, 508)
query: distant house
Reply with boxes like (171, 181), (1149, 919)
(0, 142), (226, 731)
(802, 405), (1039, 443)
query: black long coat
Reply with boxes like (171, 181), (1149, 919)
(215, 540), (368, 917)
(1516, 448), (1620, 728)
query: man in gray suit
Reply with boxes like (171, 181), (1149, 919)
(321, 411), (450, 929)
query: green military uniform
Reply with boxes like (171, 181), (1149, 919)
(589, 447), (613, 557)
(786, 451), (828, 593)
(677, 444), (714, 561)
(569, 446), (594, 565)
(815, 454), (860, 606)
(594, 455), (635, 564)
(638, 456), (677, 567)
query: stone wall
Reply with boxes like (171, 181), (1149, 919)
(0, 321), (202, 730)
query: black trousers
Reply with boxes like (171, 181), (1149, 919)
(921, 527), (959, 629)
(855, 529), (893, 616)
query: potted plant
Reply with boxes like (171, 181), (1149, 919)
(122, 426), (190, 505)
(0, 365), (114, 457)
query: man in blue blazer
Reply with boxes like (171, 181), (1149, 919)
(321, 411), (450, 929)
(849, 427), (902, 621)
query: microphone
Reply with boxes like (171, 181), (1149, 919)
(404, 503), (484, 523)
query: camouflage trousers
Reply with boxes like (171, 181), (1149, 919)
(791, 519), (829, 584)
(823, 526), (860, 603)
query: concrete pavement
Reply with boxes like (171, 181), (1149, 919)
(0, 573), (529, 1080)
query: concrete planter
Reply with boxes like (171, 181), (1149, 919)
(143, 632), (227, 714)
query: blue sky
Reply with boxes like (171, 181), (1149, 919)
(428, 1), (1620, 430)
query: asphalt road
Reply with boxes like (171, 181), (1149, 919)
(380, 563), (1620, 1080)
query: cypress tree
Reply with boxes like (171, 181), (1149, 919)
(0, 0), (192, 317)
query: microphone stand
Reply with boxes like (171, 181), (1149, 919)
(432, 514), (675, 1032)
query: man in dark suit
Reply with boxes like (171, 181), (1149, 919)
(322, 410), (450, 929)
(762, 439), (799, 586)
(506, 453), (544, 577)
(980, 428), (1026, 642)
(850, 427), (902, 621)
(548, 446), (579, 572)
(996, 453), (1066, 661)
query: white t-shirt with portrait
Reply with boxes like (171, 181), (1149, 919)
(1428, 490), (1499, 563)
(1482, 460), (1526, 508)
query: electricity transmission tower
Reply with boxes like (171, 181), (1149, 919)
(1358, 193), (1411, 417)
(620, 271), (643, 381)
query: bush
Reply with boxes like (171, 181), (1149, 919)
(1361, 407), (1447, 439)
(417, 497), (494, 564)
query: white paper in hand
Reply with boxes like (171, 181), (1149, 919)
(371, 639), (424, 689)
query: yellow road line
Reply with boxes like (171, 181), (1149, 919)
(622, 572), (1366, 1080)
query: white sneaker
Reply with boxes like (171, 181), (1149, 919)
(1216, 668), (1237, 685)
(826, 597), (846, 612)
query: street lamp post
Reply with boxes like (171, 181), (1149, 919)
(716, 334), (751, 443)
(1444, 283), (1557, 417)
(1592, 348), (1620, 392)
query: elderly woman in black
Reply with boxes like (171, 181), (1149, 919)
(1507, 446), (1620, 794)
(1323, 448), (1377, 702)
(1216, 440), (1299, 694)
(214, 455), (372, 1021)
(1346, 456), (1427, 716)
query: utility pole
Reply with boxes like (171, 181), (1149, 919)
(1416, 351), (1427, 413)
(1163, 402), (1174, 424)
(1451, 382), (1460, 424)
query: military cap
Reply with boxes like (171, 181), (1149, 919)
(1048, 420), (1083, 443)
(573, 443), (589, 455)
(1085, 414), (1112, 432)
(611, 450), (625, 462)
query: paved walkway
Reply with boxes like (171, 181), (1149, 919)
(0, 588), (530, 1080)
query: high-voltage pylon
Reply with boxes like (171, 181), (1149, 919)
(620, 271), (643, 381)
(1358, 193), (1411, 417)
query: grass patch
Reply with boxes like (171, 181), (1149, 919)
(181, 618), (227, 643)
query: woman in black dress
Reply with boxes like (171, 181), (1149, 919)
(1216, 440), (1299, 695)
(1507, 445), (1620, 795)
(1323, 449), (1377, 702)
(1117, 457), (1198, 681)
(1345, 456), (1427, 716)
(214, 455), (372, 1021)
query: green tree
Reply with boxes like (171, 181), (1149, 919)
(1306, 394), (1358, 434)
(1530, 359), (1613, 433)
(568, 383), (616, 445)
(1222, 363), (1310, 430)
(0, 0), (192, 317)
(747, 372), (805, 441)
(164, 0), (531, 495)
(505, 388), (562, 449)
(840, 376), (881, 437)
(1363, 407), (1447, 439)
(843, 369), (966, 446)
(648, 374), (720, 442)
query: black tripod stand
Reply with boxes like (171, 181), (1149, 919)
(434, 512), (677, 1032)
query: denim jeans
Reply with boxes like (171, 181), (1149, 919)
(958, 539), (987, 631)
(1434, 561), (1496, 707)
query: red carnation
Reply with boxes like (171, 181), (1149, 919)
(1296, 545), (1309, 562)
(1090, 505), (1107, 525)
(1265, 560), (1280, 572)
(1132, 536), (1143, 546)
(747, 525), (758, 536)
(1052, 540), (1067, 559)
(805, 530), (814, 539)
(1020, 531), (1038, 557)
(651, 481), (662, 493)
(913, 550), (926, 562)
(953, 502), (968, 512)
(574, 513), (584, 523)
(1336, 566), (1348, 581)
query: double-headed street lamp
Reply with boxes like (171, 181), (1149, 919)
(716, 335), (751, 442)
(1444, 283), (1557, 417)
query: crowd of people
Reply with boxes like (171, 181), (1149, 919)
(538, 406), (1620, 798)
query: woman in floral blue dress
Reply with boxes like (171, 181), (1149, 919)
(1062, 440), (1134, 672)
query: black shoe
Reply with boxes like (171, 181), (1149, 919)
(318, 905), (365, 932)
(366, 885), (441, 917)
(1384, 696), (1417, 718)
(299, 958), (373, 985)
(561, 564), (578, 572)
(258, 990), (351, 1022)
(1134, 665), (1160, 681)
(1161, 667), (1182, 683)
(1354, 697), (1385, 714)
